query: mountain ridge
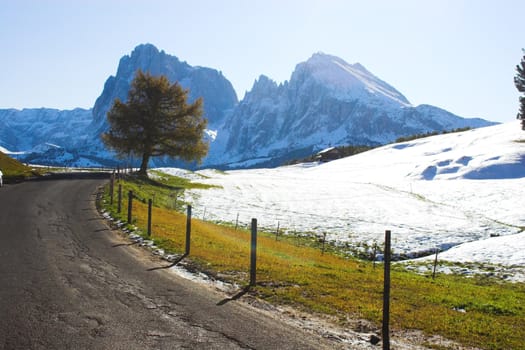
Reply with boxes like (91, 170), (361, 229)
(0, 44), (496, 169)
(206, 52), (494, 168)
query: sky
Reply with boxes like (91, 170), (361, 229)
(0, 0), (523, 123)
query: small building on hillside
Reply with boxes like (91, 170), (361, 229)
(315, 147), (340, 162)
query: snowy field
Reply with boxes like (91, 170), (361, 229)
(157, 121), (525, 281)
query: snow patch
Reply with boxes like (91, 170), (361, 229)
(161, 121), (525, 280)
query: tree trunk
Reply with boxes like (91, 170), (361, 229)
(138, 152), (150, 176)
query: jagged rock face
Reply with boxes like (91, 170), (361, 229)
(91, 43), (238, 136)
(0, 44), (239, 166)
(207, 53), (493, 168)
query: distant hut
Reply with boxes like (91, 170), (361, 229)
(316, 147), (340, 162)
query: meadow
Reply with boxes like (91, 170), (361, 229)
(101, 173), (525, 350)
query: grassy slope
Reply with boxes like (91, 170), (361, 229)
(0, 152), (39, 181)
(102, 175), (525, 350)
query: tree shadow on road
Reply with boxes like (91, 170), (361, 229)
(112, 241), (139, 248)
(216, 285), (251, 306)
(147, 254), (188, 271)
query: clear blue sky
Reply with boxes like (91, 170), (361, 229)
(1, 0), (523, 123)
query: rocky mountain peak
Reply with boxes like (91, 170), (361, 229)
(208, 52), (494, 168)
(244, 75), (280, 101)
(131, 43), (162, 57)
(115, 43), (191, 80)
(291, 52), (411, 107)
(91, 43), (238, 135)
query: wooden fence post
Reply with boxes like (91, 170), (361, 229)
(186, 205), (192, 255)
(234, 212), (239, 230)
(382, 230), (391, 350)
(109, 172), (114, 205)
(432, 248), (439, 279)
(117, 184), (122, 213)
(275, 221), (280, 241)
(127, 190), (133, 225)
(147, 199), (152, 237)
(373, 242), (378, 269)
(250, 218), (258, 286)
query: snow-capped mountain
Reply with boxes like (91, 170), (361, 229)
(1, 44), (238, 166)
(297, 53), (411, 107)
(206, 53), (494, 168)
(83, 43), (239, 167)
(0, 46), (495, 168)
(0, 108), (92, 153)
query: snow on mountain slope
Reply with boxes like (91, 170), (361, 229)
(159, 121), (525, 279)
(314, 119), (525, 181)
(210, 52), (495, 168)
(0, 108), (92, 153)
(304, 53), (411, 107)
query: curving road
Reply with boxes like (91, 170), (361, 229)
(0, 175), (335, 349)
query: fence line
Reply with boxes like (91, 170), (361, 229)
(105, 179), (414, 347)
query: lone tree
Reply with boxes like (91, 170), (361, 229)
(515, 50), (525, 130)
(102, 70), (209, 176)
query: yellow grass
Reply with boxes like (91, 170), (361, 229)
(103, 178), (525, 350)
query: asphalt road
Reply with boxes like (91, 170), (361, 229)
(0, 176), (335, 350)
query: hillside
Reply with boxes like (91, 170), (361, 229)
(162, 121), (525, 280)
(0, 151), (38, 181)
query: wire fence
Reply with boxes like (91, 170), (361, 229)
(106, 173), (467, 349)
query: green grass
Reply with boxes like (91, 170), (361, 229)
(0, 151), (41, 182)
(110, 171), (217, 211)
(101, 173), (525, 349)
